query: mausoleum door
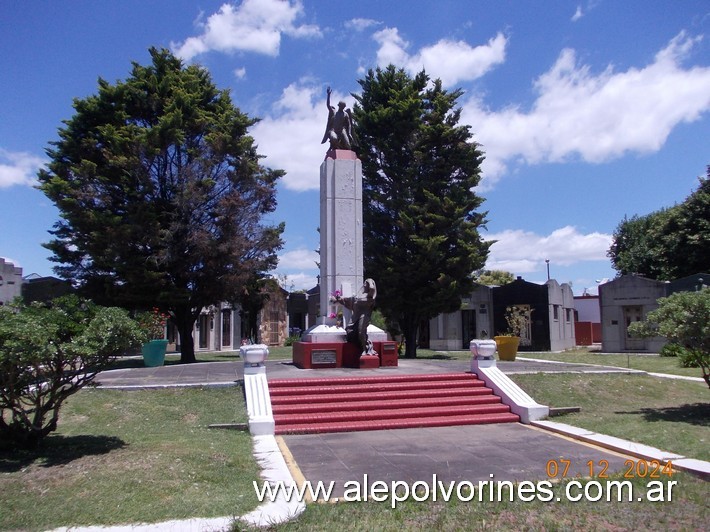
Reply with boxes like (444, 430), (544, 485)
(623, 305), (645, 350)
(461, 309), (477, 349)
(198, 314), (210, 349)
(519, 304), (533, 347)
(221, 309), (232, 349)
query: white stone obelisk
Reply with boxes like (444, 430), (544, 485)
(301, 148), (387, 344)
(302, 150), (361, 342)
(320, 149), (363, 325)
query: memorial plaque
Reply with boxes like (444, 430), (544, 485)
(312, 349), (337, 365)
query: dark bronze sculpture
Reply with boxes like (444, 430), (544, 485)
(321, 86), (355, 151)
(334, 279), (377, 355)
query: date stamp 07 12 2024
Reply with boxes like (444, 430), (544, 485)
(545, 458), (675, 479)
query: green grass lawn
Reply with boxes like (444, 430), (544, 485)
(0, 387), (259, 531)
(518, 350), (703, 378)
(267, 346), (297, 360)
(107, 350), (240, 369)
(413, 347), (704, 379)
(509, 373), (709, 461)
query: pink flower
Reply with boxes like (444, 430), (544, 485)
(328, 312), (336, 319)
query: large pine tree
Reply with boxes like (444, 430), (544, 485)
(38, 48), (284, 363)
(353, 66), (490, 358)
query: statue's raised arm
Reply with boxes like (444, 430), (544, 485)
(325, 86), (333, 111)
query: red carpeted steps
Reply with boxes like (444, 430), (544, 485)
(269, 373), (519, 435)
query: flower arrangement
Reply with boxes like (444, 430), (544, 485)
(500, 305), (532, 337)
(328, 291), (345, 326)
(137, 307), (169, 341)
(329, 290), (342, 303)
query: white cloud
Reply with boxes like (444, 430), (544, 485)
(463, 32), (710, 188)
(571, 6), (584, 22)
(0, 148), (45, 188)
(345, 18), (380, 32)
(234, 67), (247, 79)
(274, 248), (320, 291)
(277, 248), (319, 270)
(373, 27), (411, 67)
(172, 0), (322, 60)
(373, 28), (507, 87)
(0, 256), (21, 268)
(484, 226), (612, 274)
(276, 271), (318, 291)
(251, 82), (353, 191)
(274, 248), (319, 292)
(572, 1), (600, 22)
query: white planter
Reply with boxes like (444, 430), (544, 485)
(470, 339), (497, 360)
(240, 344), (269, 366)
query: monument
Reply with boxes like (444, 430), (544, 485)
(321, 86), (355, 151)
(293, 88), (397, 369)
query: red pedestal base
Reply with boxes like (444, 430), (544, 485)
(374, 341), (398, 366)
(292, 342), (342, 369)
(342, 342), (361, 368)
(359, 354), (380, 368)
(292, 340), (398, 369)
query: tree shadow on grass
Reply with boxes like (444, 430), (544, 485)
(0, 434), (126, 473)
(103, 354), (239, 371)
(418, 354), (454, 360)
(615, 403), (709, 426)
(412, 350), (461, 360)
(101, 356), (184, 371)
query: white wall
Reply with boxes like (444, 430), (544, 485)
(575, 296), (601, 322)
(0, 259), (23, 305)
(429, 285), (494, 350)
(599, 275), (667, 352)
(547, 280), (576, 351)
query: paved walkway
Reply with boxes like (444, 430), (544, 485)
(94, 356), (643, 388)
(282, 423), (631, 499)
(83, 357), (708, 530)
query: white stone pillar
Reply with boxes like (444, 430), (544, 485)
(319, 149), (363, 325)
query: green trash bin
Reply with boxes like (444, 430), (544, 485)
(141, 339), (169, 367)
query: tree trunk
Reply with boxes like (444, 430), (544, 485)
(401, 314), (420, 359)
(179, 327), (196, 364)
(248, 311), (259, 343)
(173, 308), (197, 364)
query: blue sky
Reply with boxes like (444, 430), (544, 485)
(1, 0), (709, 295)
